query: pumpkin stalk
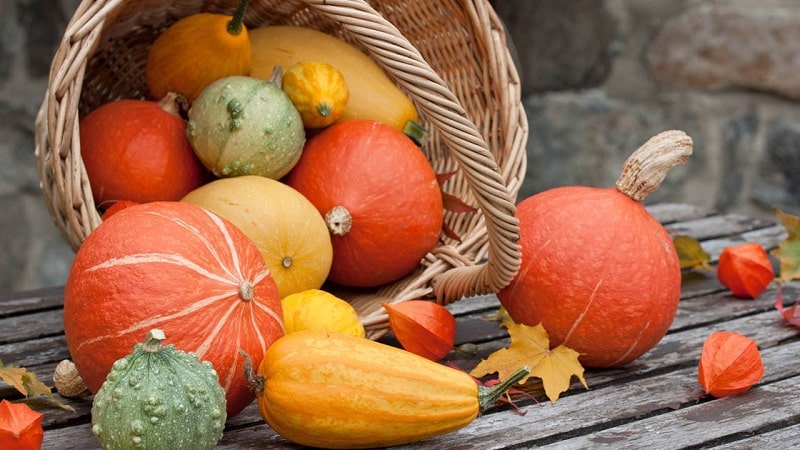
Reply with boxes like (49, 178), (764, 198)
(239, 280), (254, 301)
(142, 329), (166, 353)
(226, 0), (250, 35)
(325, 205), (352, 236)
(477, 365), (530, 413)
(614, 130), (693, 202)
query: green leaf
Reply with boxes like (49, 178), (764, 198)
(673, 235), (713, 271)
(772, 208), (800, 282)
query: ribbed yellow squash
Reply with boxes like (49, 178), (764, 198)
(250, 25), (419, 133)
(281, 289), (365, 337)
(283, 61), (349, 129)
(248, 330), (529, 449)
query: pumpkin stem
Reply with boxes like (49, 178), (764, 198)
(325, 206), (352, 236)
(477, 365), (530, 413)
(615, 130), (693, 202)
(157, 92), (189, 117)
(142, 329), (166, 353)
(240, 350), (265, 394)
(402, 120), (428, 146)
(226, 0), (250, 36)
(239, 280), (254, 301)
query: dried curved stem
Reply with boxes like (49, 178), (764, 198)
(615, 130), (693, 202)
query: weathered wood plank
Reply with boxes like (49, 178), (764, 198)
(0, 285), (64, 317)
(712, 422), (800, 449)
(646, 202), (717, 224)
(537, 375), (800, 449)
(665, 213), (775, 241)
(0, 308), (64, 344)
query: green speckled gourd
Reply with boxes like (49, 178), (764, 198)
(187, 74), (305, 180)
(91, 329), (227, 450)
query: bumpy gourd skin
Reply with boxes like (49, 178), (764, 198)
(187, 76), (305, 180)
(91, 330), (227, 450)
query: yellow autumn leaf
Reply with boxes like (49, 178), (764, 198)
(0, 359), (74, 411)
(673, 235), (713, 271)
(772, 207), (800, 282)
(470, 322), (588, 403)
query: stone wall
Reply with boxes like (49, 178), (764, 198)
(2, 0), (800, 292)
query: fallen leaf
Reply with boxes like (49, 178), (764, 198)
(673, 235), (713, 271)
(0, 359), (74, 412)
(771, 208), (800, 281)
(774, 284), (800, 327)
(469, 322), (587, 403)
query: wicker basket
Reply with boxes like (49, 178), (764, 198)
(35, 0), (528, 338)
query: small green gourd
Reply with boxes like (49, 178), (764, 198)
(91, 329), (227, 450)
(187, 72), (306, 180)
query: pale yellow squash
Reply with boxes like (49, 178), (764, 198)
(250, 26), (420, 133)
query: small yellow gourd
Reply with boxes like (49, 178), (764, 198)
(281, 289), (365, 337)
(243, 330), (530, 449)
(145, 0), (252, 101)
(283, 61), (349, 129)
(250, 26), (424, 139)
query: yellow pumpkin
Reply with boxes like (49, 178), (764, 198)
(283, 61), (349, 129)
(181, 175), (332, 299)
(244, 330), (530, 449)
(145, 0), (252, 101)
(250, 26), (422, 137)
(281, 289), (365, 337)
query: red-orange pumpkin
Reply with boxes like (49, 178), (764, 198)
(63, 201), (284, 417)
(283, 119), (443, 287)
(498, 131), (693, 368)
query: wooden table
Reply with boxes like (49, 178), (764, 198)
(2, 203), (799, 449)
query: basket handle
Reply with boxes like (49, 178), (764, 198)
(304, 0), (521, 300)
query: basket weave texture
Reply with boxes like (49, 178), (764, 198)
(35, 0), (528, 337)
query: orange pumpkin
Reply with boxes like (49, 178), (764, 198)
(283, 119), (443, 287)
(498, 131), (693, 367)
(63, 201), (284, 417)
(79, 93), (207, 206)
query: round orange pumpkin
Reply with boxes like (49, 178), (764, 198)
(79, 93), (208, 206)
(498, 131), (693, 367)
(283, 119), (443, 287)
(63, 201), (284, 417)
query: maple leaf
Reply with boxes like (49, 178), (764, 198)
(0, 360), (74, 412)
(469, 322), (588, 403)
(771, 208), (800, 281)
(775, 284), (800, 327)
(673, 235), (713, 271)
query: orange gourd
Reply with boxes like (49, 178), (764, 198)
(145, 0), (252, 101)
(79, 93), (207, 206)
(498, 131), (693, 368)
(243, 330), (530, 449)
(63, 201), (284, 417)
(283, 119), (443, 287)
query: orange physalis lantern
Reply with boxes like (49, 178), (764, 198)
(698, 331), (764, 398)
(0, 400), (44, 450)
(716, 242), (774, 299)
(383, 300), (457, 361)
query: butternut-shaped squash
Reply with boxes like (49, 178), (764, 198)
(243, 330), (529, 448)
(249, 26), (420, 135)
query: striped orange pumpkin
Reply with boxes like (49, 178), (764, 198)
(63, 201), (284, 417)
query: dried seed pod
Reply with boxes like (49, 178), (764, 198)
(383, 300), (456, 361)
(698, 331), (764, 398)
(717, 242), (774, 299)
(52, 359), (90, 398)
